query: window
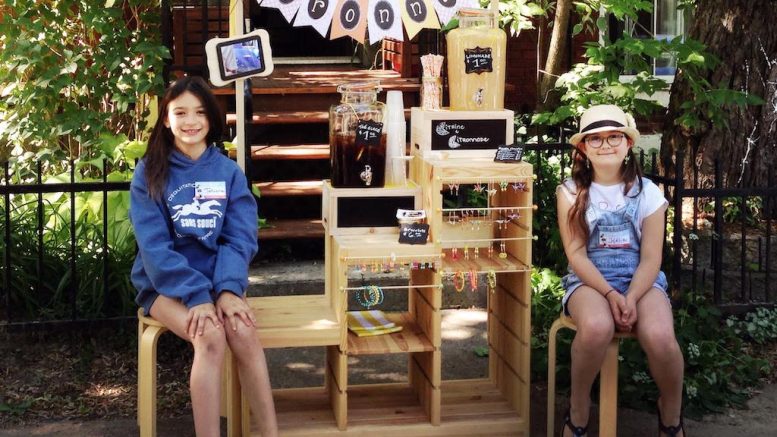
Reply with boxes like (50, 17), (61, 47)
(608, 0), (692, 78)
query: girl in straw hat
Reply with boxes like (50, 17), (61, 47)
(556, 105), (684, 436)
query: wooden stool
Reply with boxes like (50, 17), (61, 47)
(546, 314), (636, 437)
(137, 309), (242, 437)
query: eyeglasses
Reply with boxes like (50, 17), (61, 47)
(584, 133), (626, 148)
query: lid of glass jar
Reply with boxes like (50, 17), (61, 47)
(457, 8), (497, 27)
(336, 81), (383, 95)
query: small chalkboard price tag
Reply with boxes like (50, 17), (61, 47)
(464, 47), (493, 74)
(494, 144), (525, 162)
(399, 223), (429, 245)
(355, 120), (383, 147)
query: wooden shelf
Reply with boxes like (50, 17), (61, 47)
(440, 248), (531, 273)
(260, 380), (524, 436)
(347, 312), (434, 356)
(248, 295), (340, 348)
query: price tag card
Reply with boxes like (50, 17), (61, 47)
(464, 46), (494, 74)
(494, 144), (525, 162)
(399, 223), (430, 245)
(355, 120), (384, 147)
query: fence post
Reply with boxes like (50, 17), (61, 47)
(672, 150), (684, 293)
(713, 160), (723, 305)
(766, 167), (773, 303)
(3, 162), (11, 322)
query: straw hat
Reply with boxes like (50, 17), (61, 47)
(569, 105), (640, 147)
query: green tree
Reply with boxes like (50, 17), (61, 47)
(0, 0), (168, 165)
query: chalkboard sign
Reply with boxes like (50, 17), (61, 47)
(399, 223), (429, 245)
(356, 120), (383, 147)
(431, 119), (506, 150)
(494, 145), (525, 162)
(464, 47), (493, 74)
(337, 196), (415, 228)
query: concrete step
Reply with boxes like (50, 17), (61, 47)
(247, 260), (486, 310)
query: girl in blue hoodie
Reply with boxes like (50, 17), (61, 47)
(130, 76), (278, 437)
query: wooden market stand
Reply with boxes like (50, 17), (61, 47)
(219, 1), (533, 435)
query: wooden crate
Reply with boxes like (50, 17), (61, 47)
(409, 108), (515, 182)
(321, 180), (422, 236)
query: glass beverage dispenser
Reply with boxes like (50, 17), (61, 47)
(446, 8), (506, 111)
(329, 82), (387, 188)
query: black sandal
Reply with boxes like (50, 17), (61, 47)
(656, 399), (685, 437)
(560, 408), (588, 437)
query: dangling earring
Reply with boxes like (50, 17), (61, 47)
(624, 153), (630, 165)
(585, 157), (590, 169)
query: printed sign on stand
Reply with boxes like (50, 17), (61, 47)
(430, 119), (507, 150)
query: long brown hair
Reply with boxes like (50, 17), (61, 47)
(567, 144), (644, 238)
(144, 76), (225, 200)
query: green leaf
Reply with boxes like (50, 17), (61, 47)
(473, 346), (489, 357)
(572, 23), (583, 36)
(683, 53), (706, 66)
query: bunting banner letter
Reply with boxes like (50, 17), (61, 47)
(259, 0), (305, 24)
(400, 0), (440, 40)
(294, 0), (338, 38)
(331, 0), (369, 43)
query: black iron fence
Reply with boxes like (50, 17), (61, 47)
(3, 141), (775, 328)
(0, 161), (133, 330)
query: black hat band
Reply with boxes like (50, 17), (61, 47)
(581, 119), (625, 133)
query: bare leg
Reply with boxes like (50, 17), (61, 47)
(225, 323), (278, 437)
(150, 296), (226, 437)
(565, 286), (615, 436)
(634, 288), (684, 437)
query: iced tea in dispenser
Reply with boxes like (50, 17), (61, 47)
(329, 82), (387, 188)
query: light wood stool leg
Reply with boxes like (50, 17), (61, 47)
(546, 318), (564, 437)
(138, 324), (165, 437)
(226, 349), (243, 437)
(598, 338), (620, 437)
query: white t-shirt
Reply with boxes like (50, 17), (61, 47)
(560, 178), (667, 236)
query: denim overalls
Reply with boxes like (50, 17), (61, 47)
(561, 177), (668, 315)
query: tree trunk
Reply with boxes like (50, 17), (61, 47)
(537, 0), (572, 112)
(661, 1), (777, 188)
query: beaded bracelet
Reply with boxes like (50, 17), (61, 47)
(487, 270), (497, 294)
(355, 285), (384, 309)
(469, 269), (478, 292)
(453, 271), (465, 293)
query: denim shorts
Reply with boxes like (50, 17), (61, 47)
(561, 253), (668, 316)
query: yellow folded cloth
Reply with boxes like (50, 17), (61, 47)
(347, 310), (403, 337)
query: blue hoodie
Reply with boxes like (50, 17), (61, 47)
(130, 145), (258, 314)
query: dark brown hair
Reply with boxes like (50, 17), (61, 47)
(567, 143), (644, 238)
(144, 76), (225, 200)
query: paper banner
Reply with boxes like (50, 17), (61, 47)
(294, 0), (338, 38)
(367, 0), (403, 42)
(432, 0), (477, 27)
(400, 0), (439, 40)
(259, 0), (305, 24)
(331, 0), (369, 43)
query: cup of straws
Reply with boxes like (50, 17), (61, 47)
(420, 54), (444, 110)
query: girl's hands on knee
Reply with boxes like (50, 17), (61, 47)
(216, 292), (257, 331)
(186, 303), (221, 339)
